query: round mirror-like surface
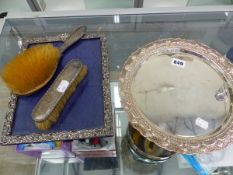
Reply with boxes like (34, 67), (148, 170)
(131, 52), (230, 137)
(119, 38), (233, 153)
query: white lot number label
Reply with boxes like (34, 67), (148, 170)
(195, 117), (209, 130)
(171, 58), (186, 68)
(57, 80), (69, 93)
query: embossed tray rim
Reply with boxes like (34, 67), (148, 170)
(119, 38), (233, 154)
(1, 32), (113, 145)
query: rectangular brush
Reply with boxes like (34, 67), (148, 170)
(32, 59), (88, 130)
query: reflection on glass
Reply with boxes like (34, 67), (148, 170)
(131, 52), (231, 137)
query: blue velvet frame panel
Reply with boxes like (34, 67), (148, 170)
(12, 38), (105, 135)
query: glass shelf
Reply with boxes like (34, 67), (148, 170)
(1, 8), (233, 175)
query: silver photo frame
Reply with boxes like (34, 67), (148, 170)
(1, 32), (113, 145)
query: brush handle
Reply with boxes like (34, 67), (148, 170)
(59, 26), (87, 53)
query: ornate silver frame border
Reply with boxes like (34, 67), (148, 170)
(119, 38), (233, 154)
(1, 33), (114, 145)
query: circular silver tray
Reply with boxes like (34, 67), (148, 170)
(119, 38), (233, 154)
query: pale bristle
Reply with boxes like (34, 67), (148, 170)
(35, 66), (88, 130)
(1, 44), (61, 95)
(35, 119), (51, 130)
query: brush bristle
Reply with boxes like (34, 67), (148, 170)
(1, 44), (60, 95)
(35, 65), (88, 130)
